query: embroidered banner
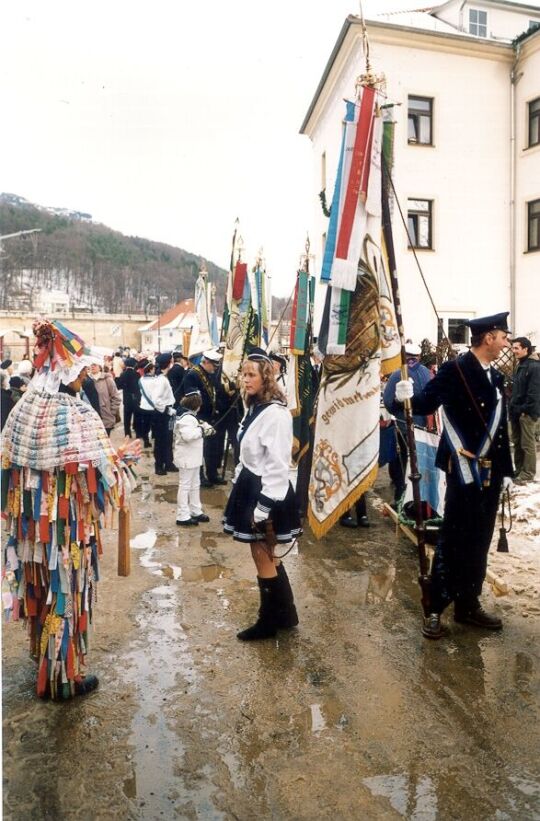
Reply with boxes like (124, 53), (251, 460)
(308, 97), (401, 539)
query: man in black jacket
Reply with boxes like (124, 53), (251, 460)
(509, 337), (540, 484)
(167, 352), (186, 409)
(394, 313), (514, 640)
(116, 357), (141, 437)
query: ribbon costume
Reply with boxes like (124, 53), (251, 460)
(1, 320), (137, 700)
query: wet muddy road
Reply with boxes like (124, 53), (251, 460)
(3, 451), (540, 820)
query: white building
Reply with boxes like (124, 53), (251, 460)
(139, 299), (197, 354)
(301, 0), (540, 346)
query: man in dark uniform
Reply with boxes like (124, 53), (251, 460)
(394, 313), (514, 639)
(167, 351), (186, 409)
(182, 349), (226, 486)
(116, 357), (141, 437)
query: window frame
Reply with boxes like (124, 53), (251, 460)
(407, 198), (433, 250)
(447, 318), (470, 345)
(528, 97), (540, 148)
(527, 198), (540, 252)
(469, 8), (488, 37)
(407, 95), (434, 146)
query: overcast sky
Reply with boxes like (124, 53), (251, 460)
(1, 0), (527, 299)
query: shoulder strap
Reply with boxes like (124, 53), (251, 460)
(139, 379), (157, 411)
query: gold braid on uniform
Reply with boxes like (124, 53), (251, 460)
(194, 365), (216, 414)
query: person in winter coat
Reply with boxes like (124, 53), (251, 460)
(223, 347), (302, 642)
(509, 336), (540, 483)
(173, 390), (214, 526)
(89, 362), (121, 435)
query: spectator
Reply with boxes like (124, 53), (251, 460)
(89, 362), (121, 435)
(509, 337), (540, 484)
(1, 371), (15, 431)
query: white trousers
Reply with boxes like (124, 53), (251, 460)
(176, 466), (203, 521)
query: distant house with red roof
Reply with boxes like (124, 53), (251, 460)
(139, 299), (197, 353)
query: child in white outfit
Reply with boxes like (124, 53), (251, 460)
(173, 391), (215, 526)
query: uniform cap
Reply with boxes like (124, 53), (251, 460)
(464, 312), (510, 335)
(404, 343), (421, 356)
(247, 346), (272, 364)
(202, 349), (222, 363)
(155, 352), (172, 369)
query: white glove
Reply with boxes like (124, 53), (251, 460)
(253, 506), (268, 523)
(395, 378), (414, 402)
(502, 477), (513, 491)
(166, 406), (176, 416)
(200, 421), (215, 438)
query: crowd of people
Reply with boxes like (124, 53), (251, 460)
(1, 312), (539, 702)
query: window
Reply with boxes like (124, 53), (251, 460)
(469, 8), (487, 37)
(528, 199), (540, 252)
(408, 96), (433, 145)
(448, 319), (469, 345)
(529, 97), (540, 148)
(407, 199), (433, 249)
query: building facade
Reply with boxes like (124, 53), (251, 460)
(301, 0), (540, 347)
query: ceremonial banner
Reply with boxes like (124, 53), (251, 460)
(191, 270), (212, 354)
(291, 275), (315, 461)
(209, 285), (219, 346)
(289, 269), (310, 355)
(308, 95), (401, 538)
(325, 89), (377, 292)
(403, 429), (446, 517)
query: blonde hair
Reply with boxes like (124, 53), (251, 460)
(242, 359), (286, 406)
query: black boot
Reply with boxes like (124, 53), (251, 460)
(454, 601), (502, 629)
(237, 576), (278, 641)
(275, 563), (299, 629)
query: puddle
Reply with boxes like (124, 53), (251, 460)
(130, 529), (157, 550)
(180, 564), (233, 583)
(310, 703), (326, 734)
(122, 584), (198, 813)
(362, 773), (438, 819)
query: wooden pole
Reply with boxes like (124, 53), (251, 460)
(118, 507), (131, 577)
(381, 132), (430, 617)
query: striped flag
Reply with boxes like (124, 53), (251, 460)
(308, 99), (401, 539)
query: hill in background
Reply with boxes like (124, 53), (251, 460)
(0, 193), (227, 314)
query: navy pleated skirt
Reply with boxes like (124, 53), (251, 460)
(223, 467), (303, 544)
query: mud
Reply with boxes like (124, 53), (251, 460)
(2, 438), (540, 820)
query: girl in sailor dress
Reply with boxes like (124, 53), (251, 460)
(173, 391), (213, 526)
(223, 348), (302, 641)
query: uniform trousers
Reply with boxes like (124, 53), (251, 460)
(203, 433), (220, 482)
(123, 396), (139, 437)
(150, 411), (171, 472)
(430, 471), (502, 613)
(176, 467), (203, 521)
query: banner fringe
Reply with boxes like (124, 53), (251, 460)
(307, 463), (378, 540)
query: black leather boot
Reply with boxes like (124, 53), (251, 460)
(275, 563), (299, 629)
(237, 576), (278, 641)
(422, 613), (444, 639)
(454, 602), (502, 629)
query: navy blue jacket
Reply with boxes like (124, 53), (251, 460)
(182, 366), (216, 423)
(407, 352), (513, 478)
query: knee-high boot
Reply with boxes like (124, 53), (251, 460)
(237, 576), (279, 641)
(275, 563), (299, 629)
